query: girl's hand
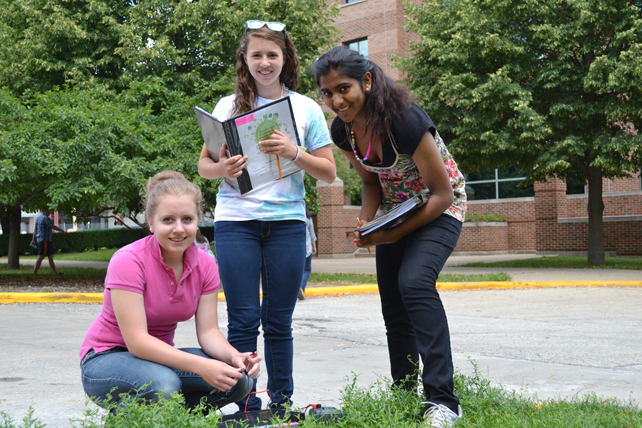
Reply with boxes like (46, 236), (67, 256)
(198, 358), (245, 392)
(258, 130), (296, 160)
(354, 229), (398, 248)
(232, 352), (262, 380)
(220, 144), (248, 178)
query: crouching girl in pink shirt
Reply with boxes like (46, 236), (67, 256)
(79, 170), (259, 413)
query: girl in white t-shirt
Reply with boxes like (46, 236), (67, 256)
(198, 20), (336, 412)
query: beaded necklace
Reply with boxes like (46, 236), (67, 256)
(350, 128), (374, 163)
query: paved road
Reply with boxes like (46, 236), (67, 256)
(1, 286), (641, 427)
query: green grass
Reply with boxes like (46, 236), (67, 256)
(2, 365), (640, 427)
(21, 248), (118, 262)
(439, 272), (512, 282)
(308, 272), (511, 284)
(0, 264), (106, 278)
(0, 266), (510, 283)
(457, 256), (642, 270)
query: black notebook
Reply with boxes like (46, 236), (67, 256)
(194, 97), (302, 194)
(357, 194), (429, 236)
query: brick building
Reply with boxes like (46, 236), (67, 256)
(329, 0), (414, 80)
(316, 0), (642, 256)
(318, 175), (642, 257)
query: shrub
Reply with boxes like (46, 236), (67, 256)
(0, 226), (216, 257)
(465, 214), (507, 223)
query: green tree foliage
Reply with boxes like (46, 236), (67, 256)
(0, 0), (339, 266)
(401, 0), (642, 265)
(0, 0), (126, 95)
(118, 0), (339, 99)
(0, 84), (207, 267)
(334, 147), (362, 205)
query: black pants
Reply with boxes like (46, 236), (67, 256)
(376, 214), (462, 413)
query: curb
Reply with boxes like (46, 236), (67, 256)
(1, 281), (641, 304)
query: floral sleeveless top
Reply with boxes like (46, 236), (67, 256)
(332, 104), (467, 222)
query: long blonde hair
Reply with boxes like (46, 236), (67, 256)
(232, 27), (300, 116)
(144, 170), (203, 222)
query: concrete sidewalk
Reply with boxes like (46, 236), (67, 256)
(1, 288), (641, 427)
(1, 253), (641, 426)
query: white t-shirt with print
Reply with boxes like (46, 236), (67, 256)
(212, 91), (331, 223)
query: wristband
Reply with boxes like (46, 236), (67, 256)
(292, 146), (300, 162)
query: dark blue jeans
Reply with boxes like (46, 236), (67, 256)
(215, 220), (306, 411)
(375, 214), (462, 413)
(80, 347), (252, 411)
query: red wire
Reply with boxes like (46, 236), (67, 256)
(244, 389), (273, 414)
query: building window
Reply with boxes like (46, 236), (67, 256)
(465, 167), (534, 200)
(566, 178), (586, 195)
(346, 39), (368, 59)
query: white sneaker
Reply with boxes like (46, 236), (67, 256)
(422, 402), (462, 427)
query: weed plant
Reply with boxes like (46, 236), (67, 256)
(2, 367), (641, 427)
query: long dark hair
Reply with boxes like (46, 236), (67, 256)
(232, 27), (300, 116)
(313, 46), (413, 141)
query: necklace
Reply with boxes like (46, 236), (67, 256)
(350, 128), (373, 163)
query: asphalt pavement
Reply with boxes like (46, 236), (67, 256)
(1, 253), (641, 427)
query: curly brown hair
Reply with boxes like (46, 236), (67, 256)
(232, 27), (300, 116)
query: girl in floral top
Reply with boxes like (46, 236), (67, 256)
(314, 46), (467, 428)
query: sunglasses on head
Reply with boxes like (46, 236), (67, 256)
(245, 20), (287, 40)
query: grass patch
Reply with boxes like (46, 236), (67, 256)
(457, 256), (642, 270)
(0, 264), (106, 278)
(308, 272), (511, 284)
(2, 365), (640, 427)
(308, 272), (378, 284)
(21, 248), (118, 262)
(0, 268), (510, 284)
(439, 272), (512, 282)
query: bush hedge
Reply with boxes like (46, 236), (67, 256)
(465, 214), (508, 223)
(0, 226), (215, 256)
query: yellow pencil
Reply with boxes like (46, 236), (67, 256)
(276, 155), (282, 180)
(356, 218), (371, 254)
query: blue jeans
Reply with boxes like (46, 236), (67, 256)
(300, 255), (312, 292)
(215, 220), (306, 410)
(80, 347), (252, 411)
(375, 214), (462, 413)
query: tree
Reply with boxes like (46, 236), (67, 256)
(0, 88), (62, 268)
(401, 0), (642, 265)
(117, 0), (340, 99)
(0, 0), (340, 266)
(0, 0), (127, 96)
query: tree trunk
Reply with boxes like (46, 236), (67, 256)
(0, 204), (9, 237)
(586, 166), (605, 266)
(6, 205), (22, 270)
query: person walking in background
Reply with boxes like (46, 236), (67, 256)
(197, 20), (336, 412)
(314, 46), (467, 428)
(79, 171), (258, 413)
(31, 209), (66, 275)
(298, 207), (317, 301)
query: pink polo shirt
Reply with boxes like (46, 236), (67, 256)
(79, 235), (220, 360)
